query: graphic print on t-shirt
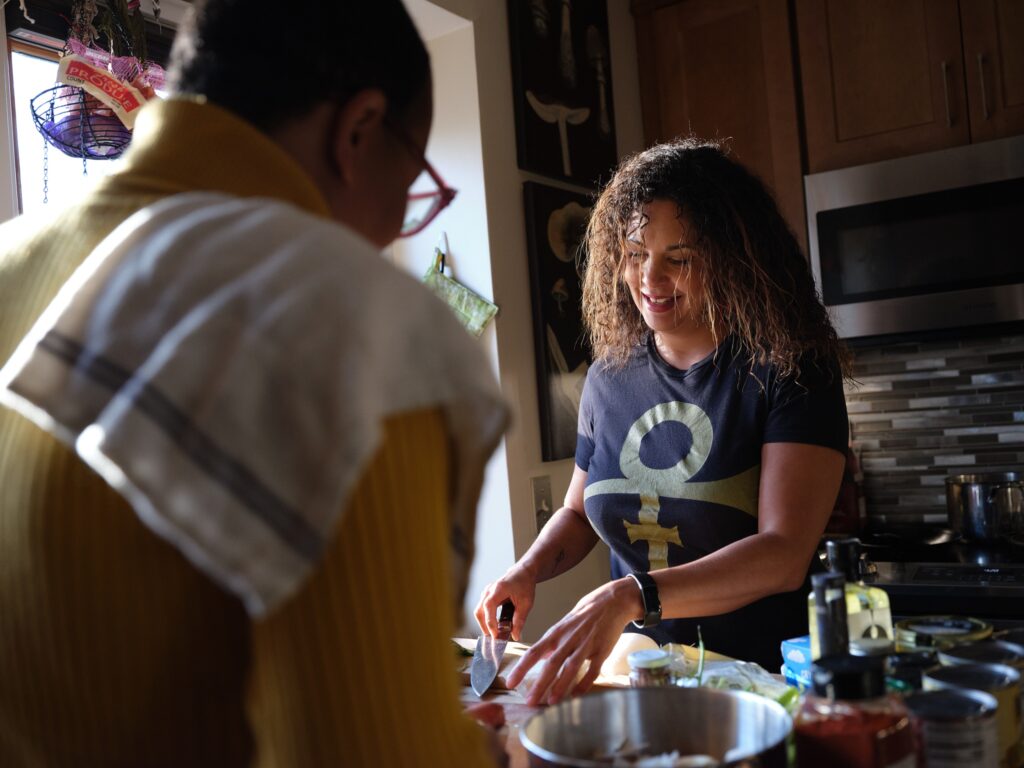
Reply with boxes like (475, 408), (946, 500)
(584, 400), (760, 570)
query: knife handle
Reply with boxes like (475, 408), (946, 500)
(497, 599), (514, 631)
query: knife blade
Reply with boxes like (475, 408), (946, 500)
(470, 600), (515, 697)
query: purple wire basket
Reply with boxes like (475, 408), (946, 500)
(31, 85), (132, 160)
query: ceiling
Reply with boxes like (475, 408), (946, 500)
(141, 1), (470, 42)
(402, 0), (471, 41)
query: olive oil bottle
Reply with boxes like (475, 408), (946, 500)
(809, 538), (893, 660)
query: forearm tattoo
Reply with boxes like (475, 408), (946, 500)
(549, 548), (565, 577)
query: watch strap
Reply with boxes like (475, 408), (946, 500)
(627, 571), (661, 628)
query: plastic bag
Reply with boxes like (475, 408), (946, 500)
(422, 247), (498, 337)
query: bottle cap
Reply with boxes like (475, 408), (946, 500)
(811, 654), (886, 700)
(825, 538), (862, 582)
(627, 649), (672, 670)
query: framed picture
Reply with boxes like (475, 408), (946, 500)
(507, 0), (618, 187)
(523, 181), (594, 461)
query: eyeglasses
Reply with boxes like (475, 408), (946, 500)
(386, 119), (457, 238)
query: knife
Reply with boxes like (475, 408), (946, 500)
(470, 600), (515, 697)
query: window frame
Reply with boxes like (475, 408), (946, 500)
(1, 12), (20, 221)
(1, 1), (183, 223)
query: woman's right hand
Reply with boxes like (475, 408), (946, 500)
(474, 565), (537, 642)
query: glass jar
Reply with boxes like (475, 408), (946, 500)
(795, 655), (916, 768)
(627, 648), (674, 687)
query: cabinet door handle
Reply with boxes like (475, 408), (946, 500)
(977, 52), (990, 120)
(941, 60), (952, 128)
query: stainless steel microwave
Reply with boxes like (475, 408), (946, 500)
(805, 135), (1024, 339)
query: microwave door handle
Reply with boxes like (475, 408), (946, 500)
(977, 53), (990, 120)
(941, 60), (952, 128)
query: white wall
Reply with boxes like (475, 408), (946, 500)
(390, 19), (518, 636)
(408, 0), (646, 640)
(484, 0), (646, 643)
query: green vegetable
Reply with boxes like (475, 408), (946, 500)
(695, 626), (705, 687)
(776, 686), (800, 712)
(453, 640), (474, 658)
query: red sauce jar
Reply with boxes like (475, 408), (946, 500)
(795, 655), (916, 768)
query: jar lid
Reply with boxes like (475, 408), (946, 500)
(997, 629), (1024, 648)
(938, 640), (1024, 668)
(903, 688), (998, 722)
(812, 655), (886, 700)
(895, 616), (992, 649)
(627, 649), (672, 670)
(924, 661), (1021, 693)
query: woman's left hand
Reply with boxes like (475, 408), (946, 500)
(504, 577), (641, 706)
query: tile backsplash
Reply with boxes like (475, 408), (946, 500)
(845, 330), (1024, 528)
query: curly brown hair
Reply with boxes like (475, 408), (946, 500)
(582, 138), (850, 381)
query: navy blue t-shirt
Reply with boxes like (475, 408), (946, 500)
(576, 335), (848, 669)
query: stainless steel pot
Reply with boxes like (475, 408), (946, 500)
(519, 687), (791, 767)
(946, 472), (1024, 542)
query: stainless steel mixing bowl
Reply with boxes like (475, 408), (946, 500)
(520, 687), (792, 767)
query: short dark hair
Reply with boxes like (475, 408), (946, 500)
(167, 0), (430, 131)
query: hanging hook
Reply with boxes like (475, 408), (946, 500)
(436, 231), (450, 274)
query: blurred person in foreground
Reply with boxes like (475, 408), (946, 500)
(477, 140), (850, 705)
(0, 1), (507, 765)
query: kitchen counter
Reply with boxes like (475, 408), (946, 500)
(454, 633), (737, 765)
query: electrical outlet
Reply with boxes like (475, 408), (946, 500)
(532, 475), (553, 533)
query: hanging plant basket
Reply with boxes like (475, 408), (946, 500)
(31, 85), (134, 160)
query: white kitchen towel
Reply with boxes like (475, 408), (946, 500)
(0, 192), (508, 617)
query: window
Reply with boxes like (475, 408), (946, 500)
(9, 43), (116, 215)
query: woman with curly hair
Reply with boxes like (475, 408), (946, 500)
(477, 139), (851, 705)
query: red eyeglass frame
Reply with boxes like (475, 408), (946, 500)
(386, 119), (458, 237)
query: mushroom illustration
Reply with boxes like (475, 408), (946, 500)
(526, 90), (590, 177)
(547, 200), (591, 264)
(551, 277), (570, 314)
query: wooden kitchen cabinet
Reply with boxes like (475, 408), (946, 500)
(960, 0), (1024, 144)
(797, 0), (1024, 173)
(631, 0), (807, 253)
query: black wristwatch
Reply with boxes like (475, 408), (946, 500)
(627, 571), (661, 628)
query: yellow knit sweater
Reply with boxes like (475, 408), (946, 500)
(0, 99), (493, 767)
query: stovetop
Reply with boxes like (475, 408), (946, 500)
(870, 561), (1024, 590)
(860, 537), (1024, 568)
(822, 532), (1024, 614)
